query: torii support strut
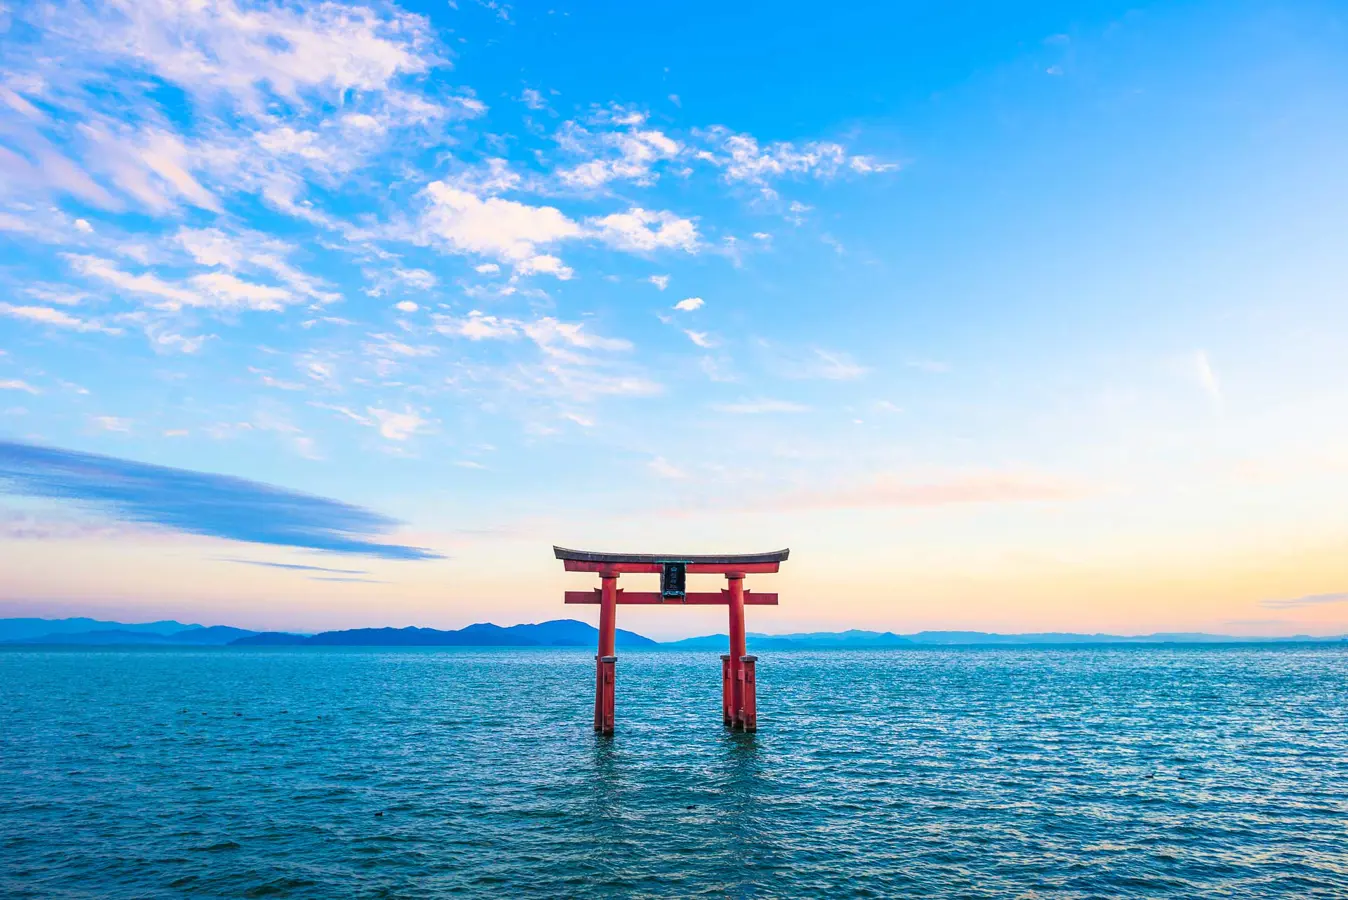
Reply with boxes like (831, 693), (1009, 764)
(556, 546), (788, 734)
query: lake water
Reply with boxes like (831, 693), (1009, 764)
(3, 646), (1348, 897)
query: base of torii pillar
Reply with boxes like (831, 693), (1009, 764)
(594, 655), (616, 735)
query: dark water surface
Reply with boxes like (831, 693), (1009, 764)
(3, 646), (1348, 897)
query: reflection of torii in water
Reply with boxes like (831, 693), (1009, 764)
(555, 546), (790, 735)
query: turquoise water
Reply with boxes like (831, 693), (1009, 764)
(3, 646), (1348, 897)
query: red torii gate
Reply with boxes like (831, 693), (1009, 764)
(555, 546), (789, 734)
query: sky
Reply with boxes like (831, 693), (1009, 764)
(1, 0), (1346, 640)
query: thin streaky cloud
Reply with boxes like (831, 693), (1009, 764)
(1260, 592), (1348, 610)
(218, 558), (369, 575)
(710, 399), (809, 414)
(310, 576), (390, 584)
(0, 441), (442, 560)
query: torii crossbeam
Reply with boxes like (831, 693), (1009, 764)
(555, 545), (789, 734)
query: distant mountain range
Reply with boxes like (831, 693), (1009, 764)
(0, 617), (655, 648)
(665, 629), (1348, 648)
(1, 617), (1343, 648)
(234, 620), (656, 648)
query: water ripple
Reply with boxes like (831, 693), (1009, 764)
(2, 646), (1347, 897)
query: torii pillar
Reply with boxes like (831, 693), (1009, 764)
(556, 546), (788, 734)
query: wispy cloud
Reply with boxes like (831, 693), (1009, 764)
(685, 330), (714, 348)
(1260, 592), (1348, 610)
(0, 302), (122, 334)
(1193, 349), (1221, 403)
(711, 398), (809, 414)
(91, 415), (131, 432)
(0, 441), (441, 560)
(310, 576), (390, 584)
(695, 127), (895, 193)
(648, 456), (688, 479)
(770, 471), (1086, 511)
(219, 558), (368, 575)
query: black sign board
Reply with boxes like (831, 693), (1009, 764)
(660, 562), (687, 599)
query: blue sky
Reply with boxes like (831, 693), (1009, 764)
(1, 0), (1346, 637)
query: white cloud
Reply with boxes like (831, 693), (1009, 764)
(367, 407), (426, 441)
(445, 158), (522, 195)
(521, 88), (546, 110)
(189, 272), (293, 311)
(475, 263), (501, 275)
(711, 398), (809, 414)
(1193, 350), (1221, 403)
(91, 415), (130, 432)
(80, 124), (221, 213)
(433, 312), (630, 357)
(809, 349), (866, 380)
(395, 300), (419, 313)
(145, 325), (208, 355)
(393, 268), (437, 290)
(514, 253), (574, 280)
(538, 366), (661, 399)
(674, 296), (703, 311)
(177, 228), (245, 267)
(648, 274), (670, 290)
(523, 317), (633, 355)
(254, 127), (331, 161)
(434, 310), (520, 341)
(0, 379), (39, 394)
(698, 127), (896, 187)
(65, 254), (199, 307)
(250, 367), (305, 391)
(587, 207), (699, 253)
(363, 332), (437, 360)
(420, 182), (581, 274)
(685, 330), (713, 348)
(0, 302), (122, 334)
(562, 412), (594, 428)
(175, 228), (340, 303)
(74, 218), (93, 233)
(557, 119), (682, 188)
(82, 0), (435, 114)
(761, 343), (867, 380)
(698, 356), (736, 383)
(649, 456), (688, 479)
(66, 253), (301, 312)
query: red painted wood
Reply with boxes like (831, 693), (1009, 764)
(561, 560), (782, 575)
(564, 590), (779, 605)
(593, 658), (602, 731)
(598, 575), (617, 657)
(560, 548), (785, 732)
(721, 655), (732, 725)
(598, 656), (616, 735)
(741, 656), (757, 732)
(555, 547), (788, 565)
(727, 575), (747, 730)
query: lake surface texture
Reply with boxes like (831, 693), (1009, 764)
(3, 646), (1347, 897)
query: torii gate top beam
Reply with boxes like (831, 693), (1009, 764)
(553, 546), (788, 574)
